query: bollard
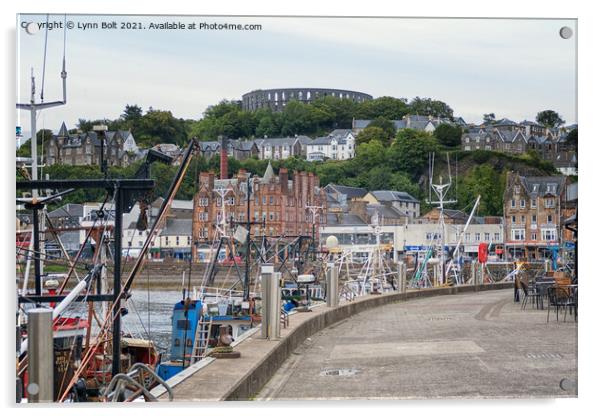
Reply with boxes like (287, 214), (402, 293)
(269, 272), (282, 340)
(260, 263), (274, 339)
(397, 262), (407, 294)
(27, 308), (53, 402)
(327, 263), (339, 307)
(471, 262), (477, 291)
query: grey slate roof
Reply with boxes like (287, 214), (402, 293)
(366, 204), (407, 220)
(494, 118), (518, 126)
(200, 141), (221, 152)
(231, 140), (257, 151)
(311, 136), (335, 145)
(496, 130), (519, 143)
(441, 209), (470, 222)
(329, 129), (353, 137)
(262, 161), (275, 182)
(520, 176), (566, 197)
(528, 135), (550, 145)
(326, 213), (366, 226)
(48, 203), (84, 218)
(370, 190), (418, 203)
(57, 122), (69, 137)
(296, 135), (313, 145)
(257, 137), (298, 147)
(326, 184), (368, 199)
(161, 218), (192, 236)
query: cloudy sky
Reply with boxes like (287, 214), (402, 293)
(16, 15), (577, 136)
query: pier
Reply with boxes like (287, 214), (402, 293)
(149, 281), (578, 401)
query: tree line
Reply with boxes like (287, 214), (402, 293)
(68, 95), (454, 148)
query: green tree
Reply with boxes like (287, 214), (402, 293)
(354, 96), (409, 120)
(536, 110), (565, 128)
(356, 127), (389, 146)
(566, 128), (577, 149)
(136, 109), (189, 146)
(310, 96), (357, 129)
(407, 97), (454, 118)
(388, 129), (439, 177)
(388, 172), (421, 197)
(355, 140), (388, 169)
(121, 104), (143, 122)
(367, 117), (396, 139)
(483, 113), (496, 124)
(357, 166), (393, 190)
(455, 164), (505, 216)
(433, 123), (463, 147)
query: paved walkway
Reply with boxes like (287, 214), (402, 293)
(256, 289), (577, 400)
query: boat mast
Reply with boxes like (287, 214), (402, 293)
(427, 153), (456, 286)
(16, 14), (68, 282)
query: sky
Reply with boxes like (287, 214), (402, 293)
(16, 15), (577, 137)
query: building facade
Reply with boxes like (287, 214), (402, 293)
(363, 190), (420, 219)
(253, 137), (303, 160)
(306, 130), (356, 161)
(191, 163), (327, 261)
(461, 120), (577, 175)
(45, 122), (138, 167)
(503, 172), (567, 260)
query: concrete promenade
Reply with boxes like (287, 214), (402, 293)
(160, 283), (559, 401)
(257, 288), (577, 400)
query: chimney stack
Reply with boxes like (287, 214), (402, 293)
(219, 135), (228, 179)
(279, 168), (288, 195)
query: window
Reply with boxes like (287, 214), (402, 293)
(545, 198), (555, 208)
(542, 229), (556, 241)
(262, 196), (267, 205)
(465, 137), (470, 143)
(226, 197), (235, 205)
(521, 215), (525, 224)
(511, 229), (525, 241)
(511, 199), (516, 208)
(494, 233), (500, 241)
(547, 215), (553, 224)
(531, 232), (537, 241)
(465, 233), (471, 241)
(475, 233), (481, 241)
(269, 196), (274, 205)
(199, 212), (208, 221)
(484, 233), (490, 241)
(520, 199), (525, 208)
(514, 185), (520, 194)
(531, 214), (537, 223)
(511, 215), (516, 224)
(176, 237), (179, 246)
(531, 199), (537, 208)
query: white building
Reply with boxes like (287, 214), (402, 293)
(306, 130), (356, 161)
(320, 219), (504, 262)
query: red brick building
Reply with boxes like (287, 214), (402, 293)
(503, 172), (569, 260)
(191, 162), (326, 261)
